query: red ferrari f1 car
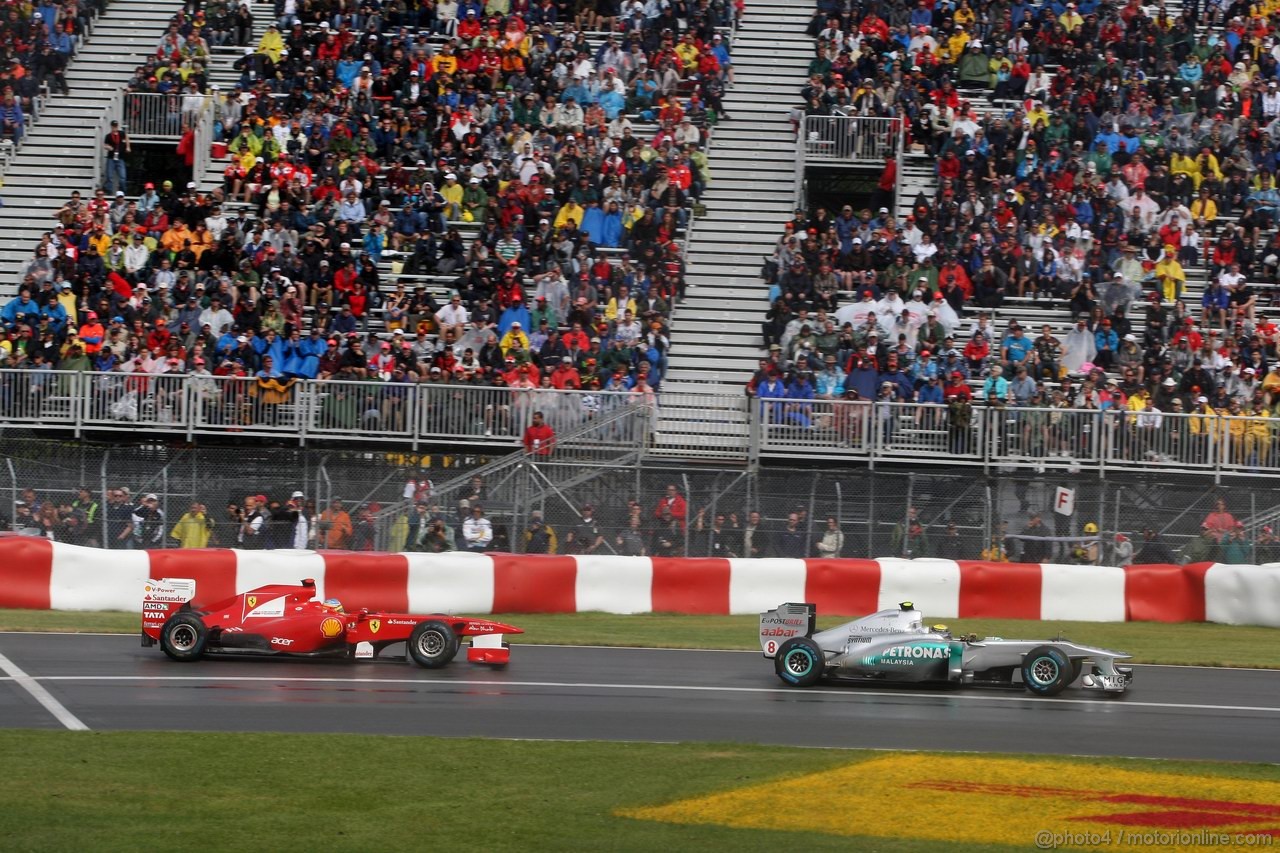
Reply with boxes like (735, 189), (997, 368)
(141, 577), (521, 668)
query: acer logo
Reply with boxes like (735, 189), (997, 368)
(271, 637), (294, 647)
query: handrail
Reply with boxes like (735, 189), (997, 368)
(3, 368), (1277, 480)
(800, 114), (903, 163)
(122, 91), (209, 139)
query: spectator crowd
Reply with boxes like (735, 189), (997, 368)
(3, 0), (742, 428)
(747, 0), (1280, 469)
(0, 0), (100, 143)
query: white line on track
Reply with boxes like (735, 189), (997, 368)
(3, 634), (1280, 674)
(4, 673), (1279, 715)
(0, 652), (89, 731)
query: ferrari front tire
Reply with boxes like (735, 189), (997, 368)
(1021, 645), (1072, 696)
(407, 620), (460, 669)
(775, 636), (825, 687)
(160, 613), (207, 662)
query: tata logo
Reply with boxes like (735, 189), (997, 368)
(369, 619), (381, 634)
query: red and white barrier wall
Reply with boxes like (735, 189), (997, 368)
(0, 538), (1276, 627)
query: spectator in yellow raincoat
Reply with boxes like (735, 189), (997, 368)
(1155, 245), (1186, 302)
(1246, 403), (1273, 467)
(256, 23), (285, 63)
(1191, 186), (1220, 223)
(1059, 2), (1085, 32)
(674, 33), (700, 74)
(499, 322), (530, 355)
(1188, 396), (1220, 463)
(943, 27), (969, 62)
(1170, 150), (1202, 187)
(170, 502), (213, 548)
(554, 198), (586, 229)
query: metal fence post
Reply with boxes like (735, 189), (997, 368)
(984, 483), (993, 556)
(746, 397), (761, 473)
(867, 474), (876, 557)
(409, 384), (419, 452)
(73, 371), (83, 438)
(99, 450), (110, 548)
(1251, 491), (1258, 563)
(835, 481), (843, 556)
(681, 472), (692, 557)
(4, 458), (15, 532)
(161, 463), (169, 549)
(511, 461), (527, 555)
(804, 477), (817, 556)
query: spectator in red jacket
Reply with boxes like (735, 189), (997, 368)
(522, 411), (556, 456)
(653, 483), (687, 530)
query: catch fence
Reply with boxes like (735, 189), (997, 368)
(5, 437), (1276, 565)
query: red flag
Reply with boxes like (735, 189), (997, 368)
(109, 271), (132, 301)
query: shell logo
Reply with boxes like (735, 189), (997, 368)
(320, 616), (344, 638)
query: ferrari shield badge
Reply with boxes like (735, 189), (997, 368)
(369, 619), (380, 634)
(247, 595), (257, 610)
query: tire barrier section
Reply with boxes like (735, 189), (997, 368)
(0, 538), (1275, 627)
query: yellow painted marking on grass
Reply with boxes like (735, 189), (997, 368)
(620, 754), (1280, 849)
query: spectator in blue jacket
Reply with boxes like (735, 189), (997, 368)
(1094, 320), (1119, 369)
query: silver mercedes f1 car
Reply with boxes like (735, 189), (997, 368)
(760, 602), (1133, 696)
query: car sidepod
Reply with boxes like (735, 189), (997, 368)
(844, 638), (967, 683)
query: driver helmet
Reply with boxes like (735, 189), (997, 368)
(931, 623), (950, 637)
(322, 597), (344, 613)
(1084, 522), (1099, 533)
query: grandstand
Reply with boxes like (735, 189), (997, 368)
(3, 0), (1280, 562)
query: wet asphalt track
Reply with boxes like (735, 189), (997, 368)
(1, 632), (1278, 762)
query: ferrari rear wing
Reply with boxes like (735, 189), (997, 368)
(759, 603), (816, 658)
(141, 578), (197, 646)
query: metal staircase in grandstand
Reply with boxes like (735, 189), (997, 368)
(651, 0), (813, 459)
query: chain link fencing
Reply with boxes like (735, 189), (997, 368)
(3, 434), (1277, 565)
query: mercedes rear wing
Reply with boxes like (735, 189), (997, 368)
(758, 602), (816, 658)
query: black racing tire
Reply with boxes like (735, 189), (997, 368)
(774, 636), (826, 687)
(1021, 645), (1073, 696)
(407, 620), (460, 669)
(160, 613), (208, 662)
(1070, 659), (1084, 684)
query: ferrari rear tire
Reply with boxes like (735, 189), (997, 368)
(1021, 645), (1072, 696)
(407, 620), (460, 669)
(160, 613), (207, 662)
(775, 636), (826, 687)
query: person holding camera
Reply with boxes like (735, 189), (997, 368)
(237, 494), (267, 550)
